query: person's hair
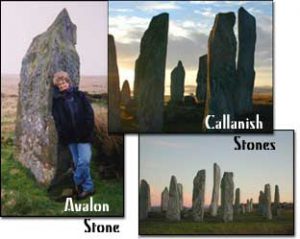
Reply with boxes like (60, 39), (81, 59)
(53, 71), (71, 86)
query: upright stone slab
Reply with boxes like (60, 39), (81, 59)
(235, 7), (256, 115)
(258, 190), (265, 215)
(210, 163), (220, 216)
(273, 185), (280, 216)
(177, 183), (183, 211)
(204, 12), (237, 129)
(15, 9), (79, 186)
(195, 54), (207, 102)
(246, 199), (251, 212)
(221, 172), (234, 222)
(134, 13), (169, 132)
(108, 34), (121, 132)
(170, 61), (185, 103)
(161, 187), (169, 212)
(234, 188), (241, 214)
(250, 198), (253, 212)
(166, 175), (181, 221)
(192, 170), (206, 222)
(241, 204), (246, 214)
(264, 184), (272, 219)
(139, 179), (151, 220)
(120, 80), (131, 106)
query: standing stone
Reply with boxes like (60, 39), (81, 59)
(250, 198), (253, 212)
(120, 80), (131, 106)
(161, 187), (169, 212)
(166, 175), (181, 221)
(258, 190), (265, 215)
(204, 12), (237, 130)
(246, 199), (250, 212)
(273, 185), (280, 216)
(108, 34), (121, 132)
(134, 13), (169, 132)
(15, 9), (79, 186)
(192, 170), (206, 222)
(177, 183), (183, 211)
(170, 61), (185, 103)
(195, 54), (207, 102)
(221, 172), (234, 222)
(234, 188), (241, 214)
(241, 204), (246, 214)
(264, 184), (272, 219)
(210, 163), (221, 216)
(139, 179), (151, 220)
(235, 7), (256, 115)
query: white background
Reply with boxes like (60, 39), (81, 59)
(1, 0), (299, 238)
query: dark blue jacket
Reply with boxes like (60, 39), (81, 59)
(52, 86), (94, 145)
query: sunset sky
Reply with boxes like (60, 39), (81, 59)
(140, 131), (293, 207)
(109, 1), (273, 95)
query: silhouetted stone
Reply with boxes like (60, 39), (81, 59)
(108, 34), (121, 132)
(170, 61), (185, 103)
(139, 179), (151, 220)
(192, 170), (206, 222)
(264, 184), (272, 219)
(221, 172), (234, 222)
(161, 187), (169, 212)
(120, 80), (131, 106)
(235, 7), (256, 115)
(250, 198), (253, 212)
(177, 183), (183, 211)
(273, 185), (280, 216)
(183, 94), (198, 106)
(196, 54), (207, 102)
(234, 188), (241, 214)
(210, 163), (220, 216)
(134, 13), (169, 132)
(166, 175), (181, 221)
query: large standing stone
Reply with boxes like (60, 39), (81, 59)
(161, 187), (169, 212)
(235, 7), (256, 115)
(195, 54), (207, 102)
(246, 199), (251, 212)
(221, 172), (234, 222)
(139, 179), (151, 220)
(108, 34), (121, 132)
(170, 61), (185, 103)
(258, 190), (265, 215)
(250, 198), (253, 212)
(234, 188), (241, 214)
(177, 183), (183, 211)
(15, 9), (79, 186)
(273, 185), (280, 216)
(264, 184), (272, 219)
(204, 12), (237, 129)
(210, 163), (220, 216)
(120, 80), (131, 106)
(134, 13), (169, 132)
(192, 170), (206, 222)
(166, 175), (181, 221)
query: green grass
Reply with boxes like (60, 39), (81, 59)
(139, 210), (294, 235)
(1, 140), (123, 217)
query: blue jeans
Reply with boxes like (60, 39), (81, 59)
(68, 143), (94, 192)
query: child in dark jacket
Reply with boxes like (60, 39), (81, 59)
(52, 71), (95, 199)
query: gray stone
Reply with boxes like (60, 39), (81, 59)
(134, 13), (169, 132)
(15, 9), (79, 185)
(235, 7), (256, 115)
(234, 188), (241, 214)
(204, 12), (237, 129)
(170, 61), (185, 103)
(241, 204), (246, 214)
(166, 175), (181, 221)
(108, 34), (121, 132)
(250, 198), (253, 212)
(258, 190), (265, 215)
(210, 163), (220, 216)
(264, 184), (272, 219)
(161, 187), (169, 212)
(246, 199), (250, 212)
(192, 170), (206, 222)
(177, 183), (183, 211)
(221, 172), (234, 222)
(120, 80), (131, 106)
(139, 179), (151, 220)
(195, 54), (207, 102)
(273, 185), (280, 216)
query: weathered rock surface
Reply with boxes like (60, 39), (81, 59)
(221, 172), (234, 222)
(196, 54), (207, 102)
(258, 190), (265, 215)
(264, 184), (272, 219)
(15, 9), (79, 187)
(204, 12), (237, 130)
(139, 179), (151, 220)
(210, 163), (220, 216)
(234, 188), (241, 214)
(235, 7), (256, 115)
(166, 175), (181, 221)
(134, 13), (169, 132)
(273, 184), (280, 216)
(192, 170), (206, 222)
(170, 61), (185, 103)
(108, 34), (121, 132)
(177, 183), (183, 211)
(161, 187), (169, 212)
(120, 80), (131, 106)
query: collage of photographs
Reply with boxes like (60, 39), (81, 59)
(0, 0), (297, 238)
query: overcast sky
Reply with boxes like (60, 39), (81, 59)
(109, 1), (273, 94)
(140, 131), (293, 207)
(1, 1), (107, 76)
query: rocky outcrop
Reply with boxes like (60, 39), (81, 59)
(195, 54), (207, 102)
(170, 61), (185, 103)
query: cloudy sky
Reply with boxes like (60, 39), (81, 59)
(1, 1), (107, 76)
(140, 131), (293, 207)
(109, 1), (273, 95)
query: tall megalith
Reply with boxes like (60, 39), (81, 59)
(139, 179), (151, 220)
(264, 184), (272, 219)
(221, 172), (234, 222)
(170, 61), (185, 103)
(210, 163), (220, 216)
(120, 80), (131, 106)
(273, 184), (280, 216)
(195, 54), (207, 102)
(166, 175), (181, 221)
(161, 187), (169, 212)
(192, 170), (206, 222)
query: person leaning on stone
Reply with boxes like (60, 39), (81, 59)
(52, 71), (95, 200)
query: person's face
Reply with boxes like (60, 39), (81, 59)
(57, 79), (70, 92)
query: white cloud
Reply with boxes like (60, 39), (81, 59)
(110, 8), (133, 13)
(136, 1), (181, 12)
